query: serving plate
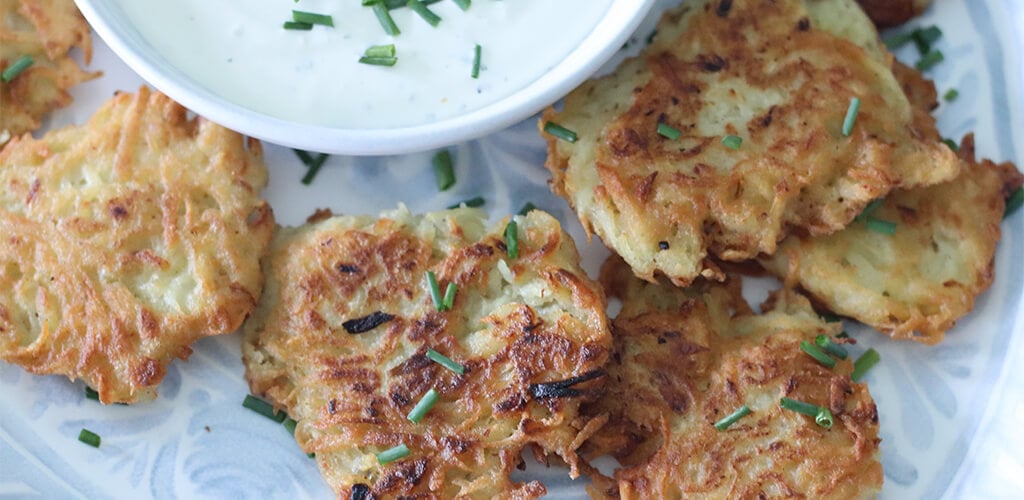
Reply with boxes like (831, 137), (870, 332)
(2, 1), (1023, 498)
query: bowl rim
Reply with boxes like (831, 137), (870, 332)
(73, 0), (657, 156)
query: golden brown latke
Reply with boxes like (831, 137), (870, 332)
(857, 0), (933, 28)
(242, 207), (612, 499)
(761, 135), (1024, 344)
(542, 0), (959, 287)
(0, 0), (99, 139)
(581, 256), (882, 499)
(0, 87), (274, 403)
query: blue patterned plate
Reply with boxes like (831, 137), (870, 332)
(2, 1), (1022, 498)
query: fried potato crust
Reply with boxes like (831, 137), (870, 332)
(581, 256), (882, 499)
(242, 207), (612, 499)
(761, 134), (1024, 343)
(0, 87), (274, 403)
(543, 0), (959, 286)
(857, 0), (933, 28)
(1, 0), (99, 139)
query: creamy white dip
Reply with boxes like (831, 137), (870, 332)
(115, 0), (612, 128)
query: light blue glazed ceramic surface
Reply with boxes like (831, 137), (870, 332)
(2, 1), (1022, 498)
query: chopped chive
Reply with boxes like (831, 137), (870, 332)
(292, 10), (334, 27)
(836, 331), (850, 339)
(916, 50), (944, 71)
(376, 444), (410, 465)
(841, 97), (861, 137)
(471, 44), (482, 79)
(433, 150), (455, 191)
(883, 31), (915, 50)
(857, 199), (884, 220)
(78, 429), (101, 448)
(85, 386), (99, 401)
(1004, 187), (1023, 219)
(1, 55), (33, 83)
(943, 138), (959, 152)
(359, 56), (398, 67)
(371, 2), (401, 36)
(865, 216), (897, 235)
(800, 340), (837, 368)
(912, 26), (942, 54)
(442, 282), (457, 310)
(308, 453), (316, 459)
(721, 134), (742, 149)
(815, 335), (849, 360)
(815, 407), (835, 429)
(944, 88), (959, 102)
(851, 348), (881, 382)
(504, 220), (519, 259)
(294, 150), (329, 185)
(820, 312), (842, 323)
(407, 389), (440, 423)
(518, 202), (536, 216)
(407, 0), (442, 27)
(283, 21), (313, 30)
(447, 196), (484, 209)
(243, 395), (287, 422)
(452, 0), (471, 11)
(283, 417), (298, 435)
(543, 122), (577, 143)
(714, 405), (751, 431)
(364, 44), (397, 58)
(657, 123), (681, 140)
(426, 271), (444, 311)
(426, 348), (465, 374)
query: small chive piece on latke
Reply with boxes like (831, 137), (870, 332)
(851, 348), (881, 382)
(864, 217), (897, 235)
(815, 335), (849, 360)
(407, 389), (440, 423)
(426, 348), (465, 374)
(543, 122), (578, 143)
(657, 123), (682, 140)
(722, 134), (742, 149)
(442, 282), (457, 310)
(85, 386), (100, 401)
(1, 55), (33, 83)
(504, 220), (519, 259)
(426, 271), (444, 310)
(800, 340), (837, 368)
(943, 138), (959, 152)
(244, 395), (288, 422)
(714, 405), (752, 431)
(376, 444), (411, 465)
(842, 97), (861, 137)
(779, 397), (832, 429)
(1005, 187), (1023, 219)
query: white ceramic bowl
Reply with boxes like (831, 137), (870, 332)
(73, 0), (656, 156)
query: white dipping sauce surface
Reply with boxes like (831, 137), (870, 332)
(115, 0), (613, 129)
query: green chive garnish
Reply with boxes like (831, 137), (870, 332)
(836, 331), (850, 339)
(821, 312), (842, 324)
(442, 282), (457, 310)
(359, 56), (398, 67)
(504, 220), (519, 259)
(780, 397), (832, 428)
(85, 387), (100, 401)
(1004, 187), (1023, 219)
(452, 0), (471, 11)
(426, 271), (444, 311)
(657, 123), (681, 140)
(815, 335), (849, 360)
(243, 395), (287, 423)
(407, 0), (441, 27)
(1, 55), (33, 83)
(292, 10), (334, 27)
(471, 44), (482, 79)
(883, 32), (915, 50)
(800, 340), (837, 368)
(426, 348), (465, 374)
(283, 21), (313, 30)
(543, 122), (577, 143)
(376, 444), (410, 465)
(721, 134), (742, 149)
(78, 429), (101, 448)
(518, 202), (536, 216)
(432, 150), (455, 191)
(371, 2), (401, 36)
(294, 149), (330, 185)
(851, 348), (880, 382)
(942, 138), (959, 152)
(283, 417), (298, 435)
(857, 199), (884, 220)
(308, 453), (316, 459)
(865, 217), (897, 235)
(916, 50), (944, 71)
(407, 389), (440, 423)
(944, 89), (959, 102)
(364, 44), (396, 58)
(447, 196), (484, 209)
(714, 405), (751, 431)
(842, 97), (861, 137)
(912, 26), (942, 54)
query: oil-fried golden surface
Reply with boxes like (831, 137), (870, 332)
(582, 256), (882, 499)
(543, 0), (959, 287)
(857, 0), (933, 28)
(0, 87), (274, 403)
(0, 0), (99, 139)
(242, 207), (612, 499)
(761, 135), (1024, 344)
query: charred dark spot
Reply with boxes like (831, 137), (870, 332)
(716, 0), (732, 17)
(328, 399), (337, 415)
(657, 337), (667, 344)
(494, 394), (527, 413)
(671, 96), (680, 105)
(337, 263), (360, 274)
(342, 311), (395, 334)
(391, 391), (411, 407)
(350, 483), (371, 500)
(697, 54), (726, 72)
(377, 458), (428, 491)
(761, 106), (776, 127)
(109, 204), (128, 219)
(529, 370), (605, 400)
(797, 17), (811, 31)
(658, 241), (670, 250)
(441, 436), (471, 455)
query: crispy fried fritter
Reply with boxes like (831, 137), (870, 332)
(0, 0), (99, 139)
(581, 257), (882, 499)
(857, 0), (933, 28)
(242, 207), (612, 498)
(543, 0), (959, 286)
(0, 87), (274, 403)
(760, 135), (1024, 344)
